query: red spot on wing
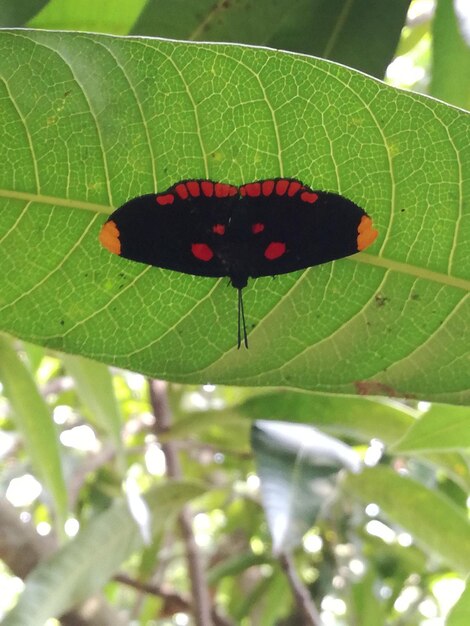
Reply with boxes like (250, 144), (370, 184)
(201, 181), (214, 197)
(240, 182), (261, 197)
(275, 179), (290, 195)
(252, 223), (265, 234)
(186, 181), (200, 197)
(212, 224), (225, 235)
(265, 242), (286, 260)
(156, 193), (174, 205)
(175, 184), (189, 199)
(300, 191), (319, 204)
(191, 243), (213, 261)
(262, 180), (275, 196)
(287, 181), (302, 196)
(215, 183), (237, 198)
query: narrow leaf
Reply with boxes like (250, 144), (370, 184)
(62, 354), (123, 449)
(431, 0), (470, 108)
(0, 335), (67, 525)
(3, 481), (204, 626)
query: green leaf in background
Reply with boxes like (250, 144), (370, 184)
(0, 335), (67, 527)
(349, 568), (388, 626)
(391, 403), (470, 453)
(396, 10), (431, 58)
(61, 354), (123, 450)
(0, 30), (469, 403)
(170, 390), (470, 490)
(0, 0), (48, 27)
(447, 579), (470, 626)
(166, 392), (415, 447)
(431, 0), (470, 110)
(252, 420), (360, 553)
(3, 481), (204, 626)
(256, 569), (291, 626)
(236, 392), (417, 443)
(29, 0), (148, 35)
(132, 0), (411, 79)
(344, 466), (470, 576)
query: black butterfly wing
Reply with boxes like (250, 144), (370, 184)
(235, 179), (378, 280)
(100, 178), (378, 288)
(99, 180), (239, 279)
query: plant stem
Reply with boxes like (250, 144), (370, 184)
(278, 552), (323, 626)
(149, 379), (214, 626)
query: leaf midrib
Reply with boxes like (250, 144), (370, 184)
(355, 253), (470, 291)
(0, 188), (110, 213)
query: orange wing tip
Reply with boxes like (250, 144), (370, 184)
(99, 220), (121, 255)
(357, 215), (378, 252)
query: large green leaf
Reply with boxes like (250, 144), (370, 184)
(0, 30), (469, 402)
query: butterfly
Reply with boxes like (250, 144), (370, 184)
(99, 178), (378, 348)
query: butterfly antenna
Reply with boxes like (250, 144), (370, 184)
(237, 288), (249, 349)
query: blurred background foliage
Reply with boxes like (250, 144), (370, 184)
(0, 1), (469, 625)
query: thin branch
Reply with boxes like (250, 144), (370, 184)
(115, 573), (235, 626)
(148, 379), (214, 626)
(114, 573), (190, 612)
(278, 552), (324, 626)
